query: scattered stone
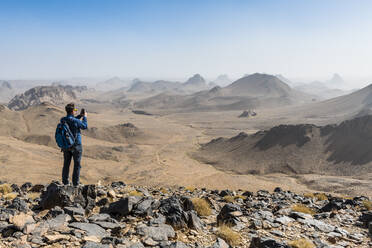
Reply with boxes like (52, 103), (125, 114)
(64, 205), (85, 216)
(275, 216), (294, 225)
(209, 238), (229, 248)
(45, 234), (70, 243)
(82, 241), (111, 248)
(0, 181), (370, 247)
(136, 224), (175, 241)
(68, 222), (108, 238)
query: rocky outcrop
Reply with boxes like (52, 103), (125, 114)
(0, 181), (371, 247)
(8, 85), (88, 110)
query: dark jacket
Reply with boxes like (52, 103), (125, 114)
(61, 114), (88, 145)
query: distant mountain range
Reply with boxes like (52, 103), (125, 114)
(134, 73), (313, 111)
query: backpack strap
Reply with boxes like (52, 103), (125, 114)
(61, 116), (78, 145)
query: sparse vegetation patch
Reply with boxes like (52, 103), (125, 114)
(216, 224), (242, 246)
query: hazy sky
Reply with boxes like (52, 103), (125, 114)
(1, 0), (372, 83)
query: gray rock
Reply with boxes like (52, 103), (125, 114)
(68, 222), (108, 237)
(82, 241), (111, 248)
(143, 237), (158, 246)
(150, 214), (166, 225)
(136, 224), (175, 241)
(251, 219), (263, 229)
(8, 198), (29, 213)
(88, 213), (112, 222)
(358, 211), (372, 228)
(94, 221), (121, 229)
(106, 196), (142, 216)
(0, 221), (10, 233)
(45, 206), (65, 218)
(111, 181), (126, 188)
(290, 211), (313, 220)
(270, 230), (285, 237)
(187, 211), (203, 231)
(14, 244), (31, 248)
(64, 206), (85, 216)
(209, 238), (229, 248)
(275, 216), (294, 225)
(369, 222), (372, 237)
(47, 214), (71, 231)
(249, 236), (290, 248)
(217, 203), (241, 226)
(298, 218), (335, 233)
(320, 201), (342, 212)
(133, 198), (154, 216)
(20, 182), (32, 192)
(169, 241), (190, 248)
(40, 183), (96, 211)
(159, 196), (189, 229)
(39, 183), (80, 209)
(128, 243), (145, 248)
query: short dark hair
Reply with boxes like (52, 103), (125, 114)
(65, 103), (75, 114)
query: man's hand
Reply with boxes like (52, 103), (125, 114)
(84, 111), (88, 118)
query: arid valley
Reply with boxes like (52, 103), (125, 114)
(1, 73), (371, 198)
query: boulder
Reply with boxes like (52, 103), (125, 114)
(217, 203), (242, 226)
(39, 183), (96, 211)
(159, 196), (189, 229)
(106, 196), (142, 217)
(39, 183), (78, 210)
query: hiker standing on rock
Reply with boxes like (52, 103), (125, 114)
(55, 103), (88, 186)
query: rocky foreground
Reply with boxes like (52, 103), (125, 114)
(0, 181), (371, 248)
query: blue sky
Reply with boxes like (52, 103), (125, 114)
(1, 0), (372, 83)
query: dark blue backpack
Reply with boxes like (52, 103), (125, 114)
(55, 118), (76, 150)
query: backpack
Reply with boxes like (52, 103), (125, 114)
(55, 117), (76, 151)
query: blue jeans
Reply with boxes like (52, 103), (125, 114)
(62, 145), (82, 186)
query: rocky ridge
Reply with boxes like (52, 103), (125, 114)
(8, 85), (88, 111)
(0, 181), (371, 247)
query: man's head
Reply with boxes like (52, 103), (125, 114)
(65, 103), (77, 115)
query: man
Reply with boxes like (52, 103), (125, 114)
(61, 103), (88, 186)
